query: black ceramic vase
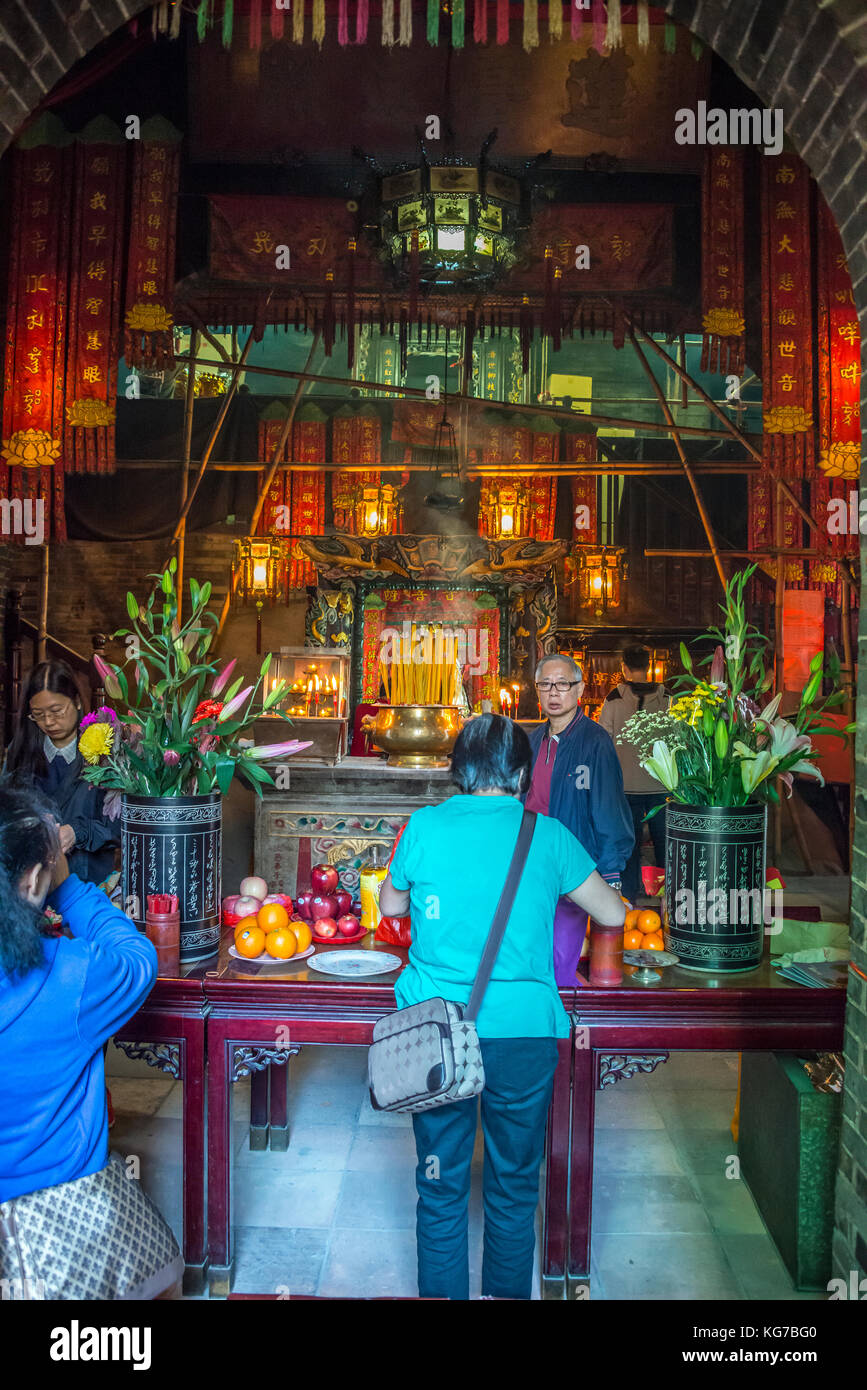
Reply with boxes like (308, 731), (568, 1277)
(664, 801), (768, 972)
(121, 792), (222, 963)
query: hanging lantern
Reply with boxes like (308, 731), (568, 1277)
(573, 545), (625, 617)
(483, 479), (530, 540)
(355, 480), (403, 537)
(232, 537), (284, 604)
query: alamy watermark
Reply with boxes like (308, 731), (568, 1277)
(671, 882), (784, 931)
(0, 497), (44, 545)
(379, 621), (488, 676)
(675, 102), (783, 156)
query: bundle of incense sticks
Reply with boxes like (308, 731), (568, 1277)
(379, 623), (460, 705)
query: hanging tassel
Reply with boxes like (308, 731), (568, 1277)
(664, 20), (677, 54)
(571, 0), (583, 41)
(399, 0), (412, 46)
(314, 0), (326, 47)
(465, 310), (475, 386)
(346, 239), (357, 370)
(293, 0), (305, 42)
(591, 0), (606, 53)
(552, 268), (562, 352)
(271, 0), (285, 39)
(357, 0), (369, 44)
(324, 272), (335, 355)
(399, 310), (408, 376)
(519, 297), (532, 376)
(196, 0), (210, 43)
(636, 0), (650, 49)
(382, 0), (395, 44)
(606, 0), (622, 49)
(691, 35), (704, 61)
(408, 229), (419, 331)
(548, 0), (562, 42)
(427, 0), (439, 45)
(249, 0), (262, 47)
(523, 0), (538, 51)
(339, 0), (349, 44)
(543, 246), (554, 340)
(156, 1), (170, 35)
(426, 313), (431, 347)
(221, 0), (234, 49)
(474, 0), (487, 44)
(496, 0), (509, 45)
(452, 0), (465, 48)
(170, 0), (182, 39)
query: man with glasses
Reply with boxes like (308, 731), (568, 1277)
(524, 654), (634, 986)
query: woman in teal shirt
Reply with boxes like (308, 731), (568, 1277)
(380, 713), (625, 1301)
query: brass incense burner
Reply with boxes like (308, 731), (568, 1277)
(361, 704), (462, 768)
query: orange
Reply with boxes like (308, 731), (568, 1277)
(265, 926), (297, 959)
(624, 908), (642, 931)
(258, 902), (290, 934)
(234, 914), (260, 942)
(641, 932), (665, 951)
(637, 909), (661, 934)
(235, 925), (266, 958)
(623, 928), (643, 950)
(290, 920), (312, 952)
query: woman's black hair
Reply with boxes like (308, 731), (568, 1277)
(451, 713), (532, 796)
(0, 784), (60, 979)
(4, 660), (84, 783)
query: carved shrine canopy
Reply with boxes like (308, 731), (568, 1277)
(298, 534), (567, 585)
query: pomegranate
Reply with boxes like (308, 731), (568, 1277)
(311, 864), (339, 895)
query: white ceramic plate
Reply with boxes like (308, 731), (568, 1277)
(228, 943), (316, 963)
(306, 949), (402, 977)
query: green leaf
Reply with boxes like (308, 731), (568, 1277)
(215, 756), (235, 795)
(679, 641), (693, 673)
(200, 580), (212, 607)
(189, 577), (201, 610)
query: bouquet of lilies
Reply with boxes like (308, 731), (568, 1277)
(78, 560), (311, 811)
(618, 565), (851, 811)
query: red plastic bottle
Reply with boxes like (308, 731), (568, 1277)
(145, 894), (180, 977)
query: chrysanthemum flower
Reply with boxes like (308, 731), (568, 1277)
(79, 721), (115, 764)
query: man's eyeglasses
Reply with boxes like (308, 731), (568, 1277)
(536, 680), (579, 694)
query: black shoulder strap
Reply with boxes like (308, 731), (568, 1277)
(465, 808), (536, 1022)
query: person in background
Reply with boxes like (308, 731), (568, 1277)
(525, 654), (634, 987)
(598, 643), (669, 903)
(0, 785), (182, 1299)
(3, 660), (118, 886)
(378, 714), (626, 1301)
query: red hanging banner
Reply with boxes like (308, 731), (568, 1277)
(1, 113), (71, 542)
(700, 147), (745, 375)
(528, 420), (559, 542)
(124, 117), (182, 369)
(289, 406), (327, 589)
(64, 118), (125, 474)
(760, 152), (815, 479)
(331, 406), (382, 532)
(817, 195), (860, 482)
(567, 433), (599, 542)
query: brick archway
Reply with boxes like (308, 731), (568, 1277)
(0, 0), (865, 1285)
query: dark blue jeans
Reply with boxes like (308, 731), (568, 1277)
(623, 792), (667, 901)
(411, 1037), (559, 1300)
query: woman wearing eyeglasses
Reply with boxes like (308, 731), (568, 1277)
(526, 654), (634, 987)
(3, 661), (119, 887)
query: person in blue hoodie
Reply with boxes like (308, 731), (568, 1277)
(525, 653), (635, 986)
(0, 784), (182, 1300)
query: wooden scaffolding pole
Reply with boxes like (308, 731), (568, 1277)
(628, 327), (728, 590)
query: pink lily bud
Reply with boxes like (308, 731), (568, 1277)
(163, 749), (180, 766)
(709, 644), (726, 686)
(246, 739), (314, 761)
(211, 658), (237, 697)
(93, 652), (122, 701)
(217, 685), (254, 722)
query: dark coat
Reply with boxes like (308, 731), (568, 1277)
(525, 712), (635, 879)
(35, 751), (119, 885)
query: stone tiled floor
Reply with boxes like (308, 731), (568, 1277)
(106, 1043), (830, 1300)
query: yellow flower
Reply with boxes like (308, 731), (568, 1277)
(79, 721), (115, 764)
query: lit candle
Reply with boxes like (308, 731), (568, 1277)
(511, 683), (520, 719)
(499, 687), (509, 715)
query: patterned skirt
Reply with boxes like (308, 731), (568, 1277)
(0, 1151), (183, 1300)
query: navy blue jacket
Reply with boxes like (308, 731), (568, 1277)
(35, 750), (119, 885)
(525, 713), (635, 879)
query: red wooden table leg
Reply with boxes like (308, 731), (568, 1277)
(541, 1036), (571, 1299)
(249, 1065), (270, 1151)
(207, 1024), (234, 1298)
(268, 1059), (290, 1151)
(567, 1045), (596, 1295)
(179, 1018), (208, 1295)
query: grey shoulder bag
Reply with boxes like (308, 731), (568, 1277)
(367, 809), (537, 1114)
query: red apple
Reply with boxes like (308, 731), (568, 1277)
(234, 894), (263, 919)
(333, 889), (352, 917)
(262, 892), (294, 914)
(310, 893), (338, 921)
(240, 875), (268, 901)
(352, 900), (362, 917)
(294, 890), (313, 920)
(311, 864), (339, 895)
(337, 913), (361, 937)
(314, 917), (337, 938)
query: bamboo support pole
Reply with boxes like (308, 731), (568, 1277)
(175, 329), (199, 625)
(773, 477), (785, 862)
(117, 458), (761, 476)
(841, 568), (856, 904)
(36, 544), (49, 664)
(628, 328), (728, 590)
(249, 332), (323, 537)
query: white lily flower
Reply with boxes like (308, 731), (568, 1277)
(740, 749), (775, 794)
(642, 740), (679, 792)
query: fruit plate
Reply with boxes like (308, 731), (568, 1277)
(623, 949), (679, 967)
(228, 943), (316, 964)
(306, 949), (402, 977)
(310, 926), (370, 947)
